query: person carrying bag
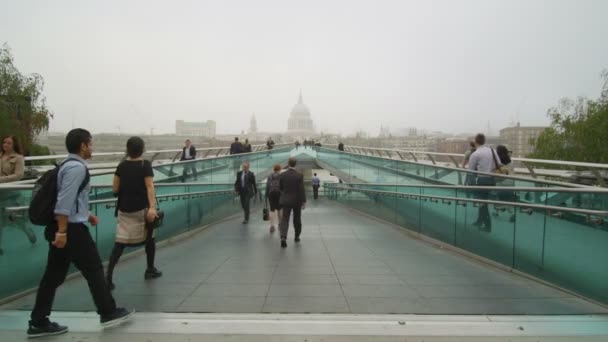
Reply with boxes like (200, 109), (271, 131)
(106, 137), (162, 291)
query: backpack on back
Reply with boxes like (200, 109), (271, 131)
(29, 159), (90, 226)
(268, 174), (281, 194)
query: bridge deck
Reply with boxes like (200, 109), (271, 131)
(2, 200), (606, 315)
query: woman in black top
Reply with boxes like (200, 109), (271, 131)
(106, 137), (161, 290)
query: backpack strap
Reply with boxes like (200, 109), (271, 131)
(59, 158), (91, 214)
(490, 148), (500, 170)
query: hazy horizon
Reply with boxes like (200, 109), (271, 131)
(2, 0), (607, 136)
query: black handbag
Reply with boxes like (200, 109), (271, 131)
(153, 209), (164, 228)
(262, 198), (269, 221)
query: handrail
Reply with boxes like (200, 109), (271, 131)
(0, 181), (268, 191)
(341, 145), (608, 170)
(327, 185), (608, 218)
(0, 145), (292, 186)
(323, 182), (608, 194)
(23, 143), (291, 162)
(318, 147), (590, 188)
(2, 189), (237, 213)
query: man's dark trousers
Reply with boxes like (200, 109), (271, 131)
(240, 193), (251, 221)
(280, 206), (302, 239)
(31, 223), (116, 325)
(312, 185), (319, 199)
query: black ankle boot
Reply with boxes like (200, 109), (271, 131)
(145, 267), (163, 279)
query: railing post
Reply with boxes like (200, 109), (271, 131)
(521, 161), (537, 178)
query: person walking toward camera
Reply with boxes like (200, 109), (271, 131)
(27, 129), (133, 338)
(234, 160), (257, 224)
(106, 137), (162, 291)
(180, 139), (197, 182)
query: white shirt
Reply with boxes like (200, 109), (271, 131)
(468, 145), (502, 174)
(184, 146), (191, 159)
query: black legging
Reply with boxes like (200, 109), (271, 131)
(106, 227), (156, 284)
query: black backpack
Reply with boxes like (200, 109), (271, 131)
(268, 174), (281, 194)
(29, 159), (90, 226)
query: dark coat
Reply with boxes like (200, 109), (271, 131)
(180, 146), (196, 161)
(230, 142), (243, 155)
(234, 170), (257, 196)
(279, 168), (306, 207)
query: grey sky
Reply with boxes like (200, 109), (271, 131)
(2, 0), (607, 136)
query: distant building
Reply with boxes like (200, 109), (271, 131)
(438, 138), (470, 155)
(249, 114), (258, 134)
(175, 120), (216, 138)
(499, 123), (547, 157)
(287, 91), (315, 137)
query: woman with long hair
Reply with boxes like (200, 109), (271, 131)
(0, 135), (35, 255)
(0, 135), (24, 183)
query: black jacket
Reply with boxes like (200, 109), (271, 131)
(180, 146), (196, 161)
(234, 170), (257, 195)
(230, 142), (242, 155)
(279, 168), (306, 207)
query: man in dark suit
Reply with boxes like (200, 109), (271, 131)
(180, 139), (197, 182)
(279, 157), (306, 248)
(234, 160), (257, 224)
(230, 137), (242, 155)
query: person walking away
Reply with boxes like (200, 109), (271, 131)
(234, 161), (257, 224)
(468, 133), (502, 232)
(28, 128), (132, 338)
(462, 141), (476, 187)
(312, 173), (321, 200)
(265, 164), (282, 233)
(180, 139), (197, 182)
(266, 138), (275, 150)
(230, 137), (243, 155)
(279, 157), (306, 248)
(295, 140), (300, 150)
(338, 142), (344, 152)
(243, 139), (252, 153)
(106, 137), (162, 291)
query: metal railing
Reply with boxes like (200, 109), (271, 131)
(6, 144), (292, 185)
(316, 148), (593, 189)
(324, 184), (608, 224)
(23, 142), (291, 163)
(334, 145), (608, 186)
(319, 147), (608, 188)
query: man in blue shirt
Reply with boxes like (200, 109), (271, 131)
(312, 173), (321, 200)
(28, 129), (133, 338)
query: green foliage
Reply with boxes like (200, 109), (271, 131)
(530, 71), (608, 164)
(0, 43), (52, 156)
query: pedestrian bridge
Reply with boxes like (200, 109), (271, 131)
(1, 146), (607, 340)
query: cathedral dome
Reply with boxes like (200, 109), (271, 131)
(288, 92), (314, 132)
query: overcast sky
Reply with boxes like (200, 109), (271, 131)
(2, 0), (607, 136)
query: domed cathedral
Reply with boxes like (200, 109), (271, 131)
(287, 91), (315, 138)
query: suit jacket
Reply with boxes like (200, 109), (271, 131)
(279, 168), (306, 207)
(180, 146), (196, 161)
(230, 142), (242, 155)
(234, 170), (257, 196)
